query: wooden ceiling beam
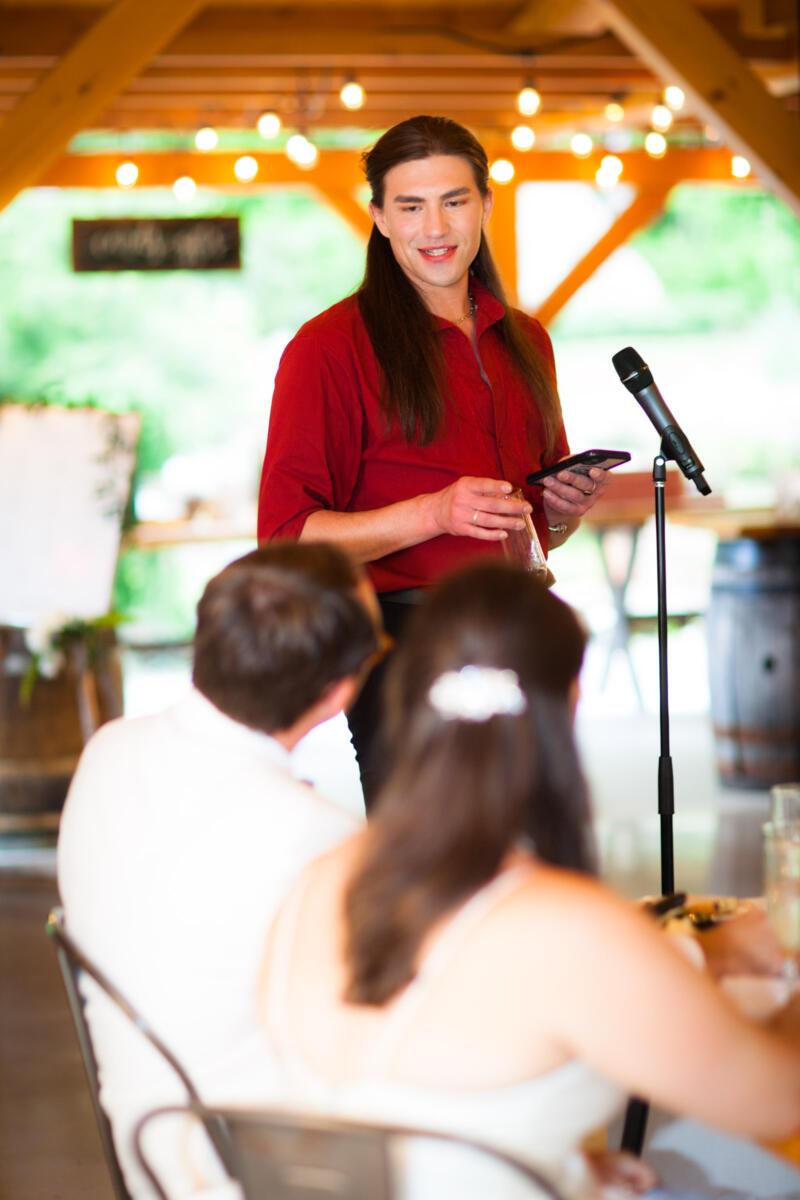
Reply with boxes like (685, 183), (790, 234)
(505, 0), (607, 37)
(0, 0), (205, 213)
(33, 146), (749, 188)
(0, 7), (794, 61)
(533, 184), (672, 324)
(599, 0), (800, 215)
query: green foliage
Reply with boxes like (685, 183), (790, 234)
(632, 186), (800, 329)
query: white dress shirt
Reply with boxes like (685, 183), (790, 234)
(58, 687), (358, 1198)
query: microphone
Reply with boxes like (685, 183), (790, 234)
(612, 346), (711, 496)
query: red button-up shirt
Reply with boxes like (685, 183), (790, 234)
(258, 279), (569, 593)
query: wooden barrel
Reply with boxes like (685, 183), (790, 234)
(0, 627), (123, 831)
(706, 536), (800, 789)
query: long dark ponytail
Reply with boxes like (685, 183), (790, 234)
(343, 562), (594, 1006)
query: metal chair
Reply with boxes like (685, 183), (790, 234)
(134, 1100), (570, 1200)
(45, 906), (234, 1199)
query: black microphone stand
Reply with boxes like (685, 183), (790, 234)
(620, 448), (675, 1155)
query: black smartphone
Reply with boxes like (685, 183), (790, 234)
(526, 448), (631, 486)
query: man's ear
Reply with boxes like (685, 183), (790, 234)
(369, 202), (389, 238)
(319, 676), (360, 721)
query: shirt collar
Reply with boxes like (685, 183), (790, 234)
(169, 686), (293, 771)
(433, 275), (506, 336)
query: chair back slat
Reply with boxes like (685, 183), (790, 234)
(45, 906), (235, 1194)
(46, 908), (133, 1200)
(134, 1102), (569, 1200)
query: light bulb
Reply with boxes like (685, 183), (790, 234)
(257, 111), (281, 139)
(286, 134), (318, 168)
(340, 80), (365, 111)
(595, 164), (619, 189)
(194, 127), (218, 152)
(234, 155), (259, 182)
(115, 161), (138, 188)
(510, 125), (535, 152)
(570, 132), (593, 158)
(664, 86), (685, 111)
(651, 104), (673, 131)
(600, 154), (623, 177)
(731, 155), (751, 179)
(172, 176), (196, 200)
(517, 86), (541, 117)
(605, 101), (624, 123)
(644, 131), (667, 158)
(489, 158), (515, 184)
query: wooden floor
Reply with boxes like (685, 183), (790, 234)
(0, 869), (111, 1200)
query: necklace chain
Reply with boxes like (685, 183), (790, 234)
(452, 293), (477, 326)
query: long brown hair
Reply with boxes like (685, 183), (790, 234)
(359, 115), (562, 447)
(343, 562), (593, 1006)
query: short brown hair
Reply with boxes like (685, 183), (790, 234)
(193, 542), (379, 734)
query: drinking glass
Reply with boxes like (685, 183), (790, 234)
(763, 821), (800, 986)
(770, 783), (800, 825)
(502, 488), (553, 585)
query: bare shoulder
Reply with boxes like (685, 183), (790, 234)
(502, 863), (653, 949)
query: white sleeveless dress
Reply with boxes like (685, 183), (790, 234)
(260, 867), (625, 1200)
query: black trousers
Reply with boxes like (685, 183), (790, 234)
(346, 595), (419, 813)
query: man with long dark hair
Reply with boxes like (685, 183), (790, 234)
(259, 115), (610, 804)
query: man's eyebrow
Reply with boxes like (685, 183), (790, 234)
(391, 186), (472, 203)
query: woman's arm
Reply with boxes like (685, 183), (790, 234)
(513, 872), (800, 1141)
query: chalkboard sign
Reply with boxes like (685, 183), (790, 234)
(72, 217), (241, 272)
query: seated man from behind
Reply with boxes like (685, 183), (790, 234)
(57, 542), (381, 1198)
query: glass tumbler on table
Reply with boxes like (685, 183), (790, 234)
(501, 488), (553, 586)
(771, 783), (800, 825)
(764, 821), (800, 986)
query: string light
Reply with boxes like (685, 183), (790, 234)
(115, 161), (138, 188)
(605, 101), (625, 123)
(286, 134), (318, 168)
(173, 176), (197, 200)
(595, 163), (619, 189)
(257, 111), (282, 139)
(651, 104), (673, 131)
(570, 132), (593, 158)
(510, 125), (536, 152)
(664, 85), (685, 111)
(517, 84), (541, 117)
(489, 158), (515, 184)
(731, 155), (751, 179)
(194, 127), (218, 152)
(600, 154), (623, 177)
(340, 79), (365, 111)
(234, 155), (259, 182)
(644, 131), (667, 158)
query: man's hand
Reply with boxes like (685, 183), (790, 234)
(540, 463), (612, 522)
(426, 476), (532, 541)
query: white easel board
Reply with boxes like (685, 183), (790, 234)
(0, 405), (139, 626)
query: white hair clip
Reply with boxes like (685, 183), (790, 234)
(428, 665), (527, 723)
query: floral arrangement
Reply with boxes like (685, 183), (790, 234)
(21, 610), (126, 703)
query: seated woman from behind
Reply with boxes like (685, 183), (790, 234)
(257, 561), (800, 1199)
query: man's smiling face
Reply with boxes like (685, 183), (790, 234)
(369, 154), (492, 310)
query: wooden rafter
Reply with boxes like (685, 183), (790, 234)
(312, 184), (373, 241)
(533, 185), (672, 325)
(486, 180), (519, 305)
(0, 0), (204, 213)
(599, 0), (800, 216)
(33, 146), (751, 189)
